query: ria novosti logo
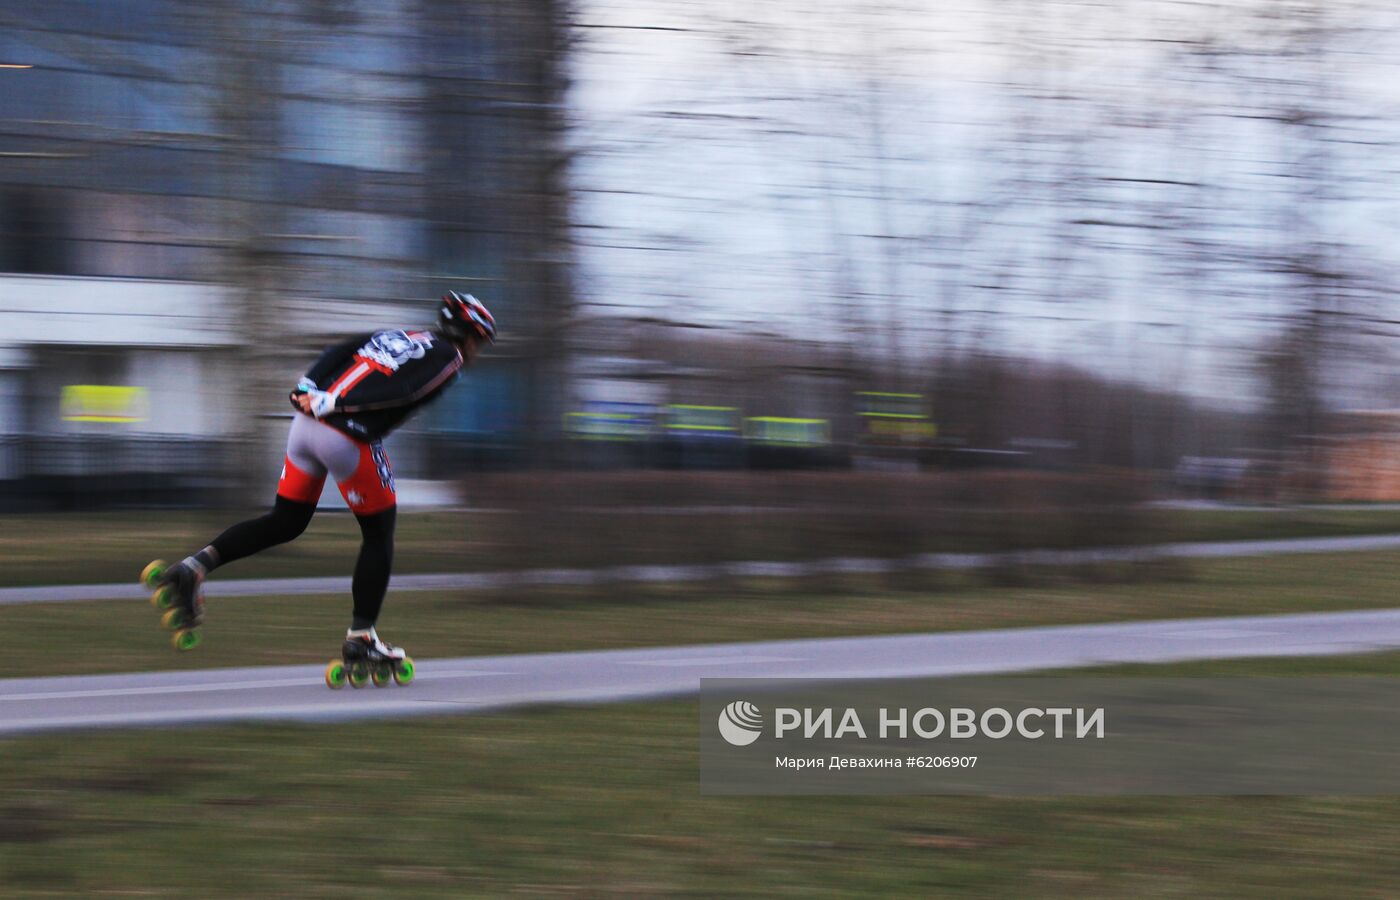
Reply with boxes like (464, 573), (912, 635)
(715, 700), (1106, 745)
(717, 700), (764, 746)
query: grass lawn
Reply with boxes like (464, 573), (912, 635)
(3, 548), (1400, 679)
(2, 651), (1399, 898)
(6, 505), (1400, 588)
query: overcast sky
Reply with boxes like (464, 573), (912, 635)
(567, 0), (1400, 406)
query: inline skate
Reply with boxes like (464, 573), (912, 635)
(325, 628), (415, 689)
(140, 559), (206, 651)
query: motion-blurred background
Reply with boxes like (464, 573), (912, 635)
(8, 2), (1400, 896)
(5, 0), (1400, 514)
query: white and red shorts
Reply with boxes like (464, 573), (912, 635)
(277, 414), (396, 515)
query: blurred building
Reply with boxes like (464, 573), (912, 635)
(0, 0), (569, 507)
(565, 319), (856, 468)
(1323, 411), (1400, 502)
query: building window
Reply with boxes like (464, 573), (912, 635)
(0, 187), (71, 275)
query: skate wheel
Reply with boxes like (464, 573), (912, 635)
(325, 660), (347, 689)
(371, 664), (392, 688)
(140, 560), (166, 589)
(393, 657), (415, 686)
(172, 629), (200, 652)
(151, 587), (174, 610)
(161, 608), (186, 630)
(349, 662), (370, 689)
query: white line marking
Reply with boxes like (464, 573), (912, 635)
(0, 670), (512, 702)
(618, 655), (803, 667)
(1153, 629), (1283, 640)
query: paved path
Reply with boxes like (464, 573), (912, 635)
(7, 532), (1400, 606)
(3, 608), (1400, 735)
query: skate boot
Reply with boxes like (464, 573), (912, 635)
(325, 628), (415, 689)
(140, 559), (205, 651)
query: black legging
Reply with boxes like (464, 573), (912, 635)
(350, 505), (396, 628)
(206, 496), (397, 628)
(209, 496), (317, 562)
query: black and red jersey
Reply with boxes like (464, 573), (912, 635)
(298, 328), (464, 441)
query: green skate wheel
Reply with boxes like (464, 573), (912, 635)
(161, 608), (186, 630)
(393, 657), (415, 686)
(140, 560), (166, 589)
(151, 587), (174, 610)
(172, 629), (200, 651)
(349, 662), (370, 689)
(371, 664), (392, 688)
(325, 660), (347, 689)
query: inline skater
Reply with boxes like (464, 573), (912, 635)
(142, 292), (496, 687)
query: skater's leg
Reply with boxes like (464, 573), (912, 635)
(350, 505), (396, 630)
(151, 417), (330, 642)
(337, 512), (408, 685)
(179, 416), (330, 577)
(328, 436), (397, 631)
(153, 495), (313, 633)
(197, 495), (318, 571)
(331, 504), (409, 688)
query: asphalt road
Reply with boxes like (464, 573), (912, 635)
(3, 608), (1399, 735)
(8, 531), (1400, 606)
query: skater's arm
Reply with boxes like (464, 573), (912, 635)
(303, 333), (374, 387)
(292, 333), (374, 416)
(336, 350), (463, 414)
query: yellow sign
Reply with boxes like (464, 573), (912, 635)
(856, 391), (936, 444)
(564, 411), (650, 442)
(663, 405), (740, 433)
(867, 419), (937, 438)
(744, 417), (831, 447)
(61, 385), (149, 423)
